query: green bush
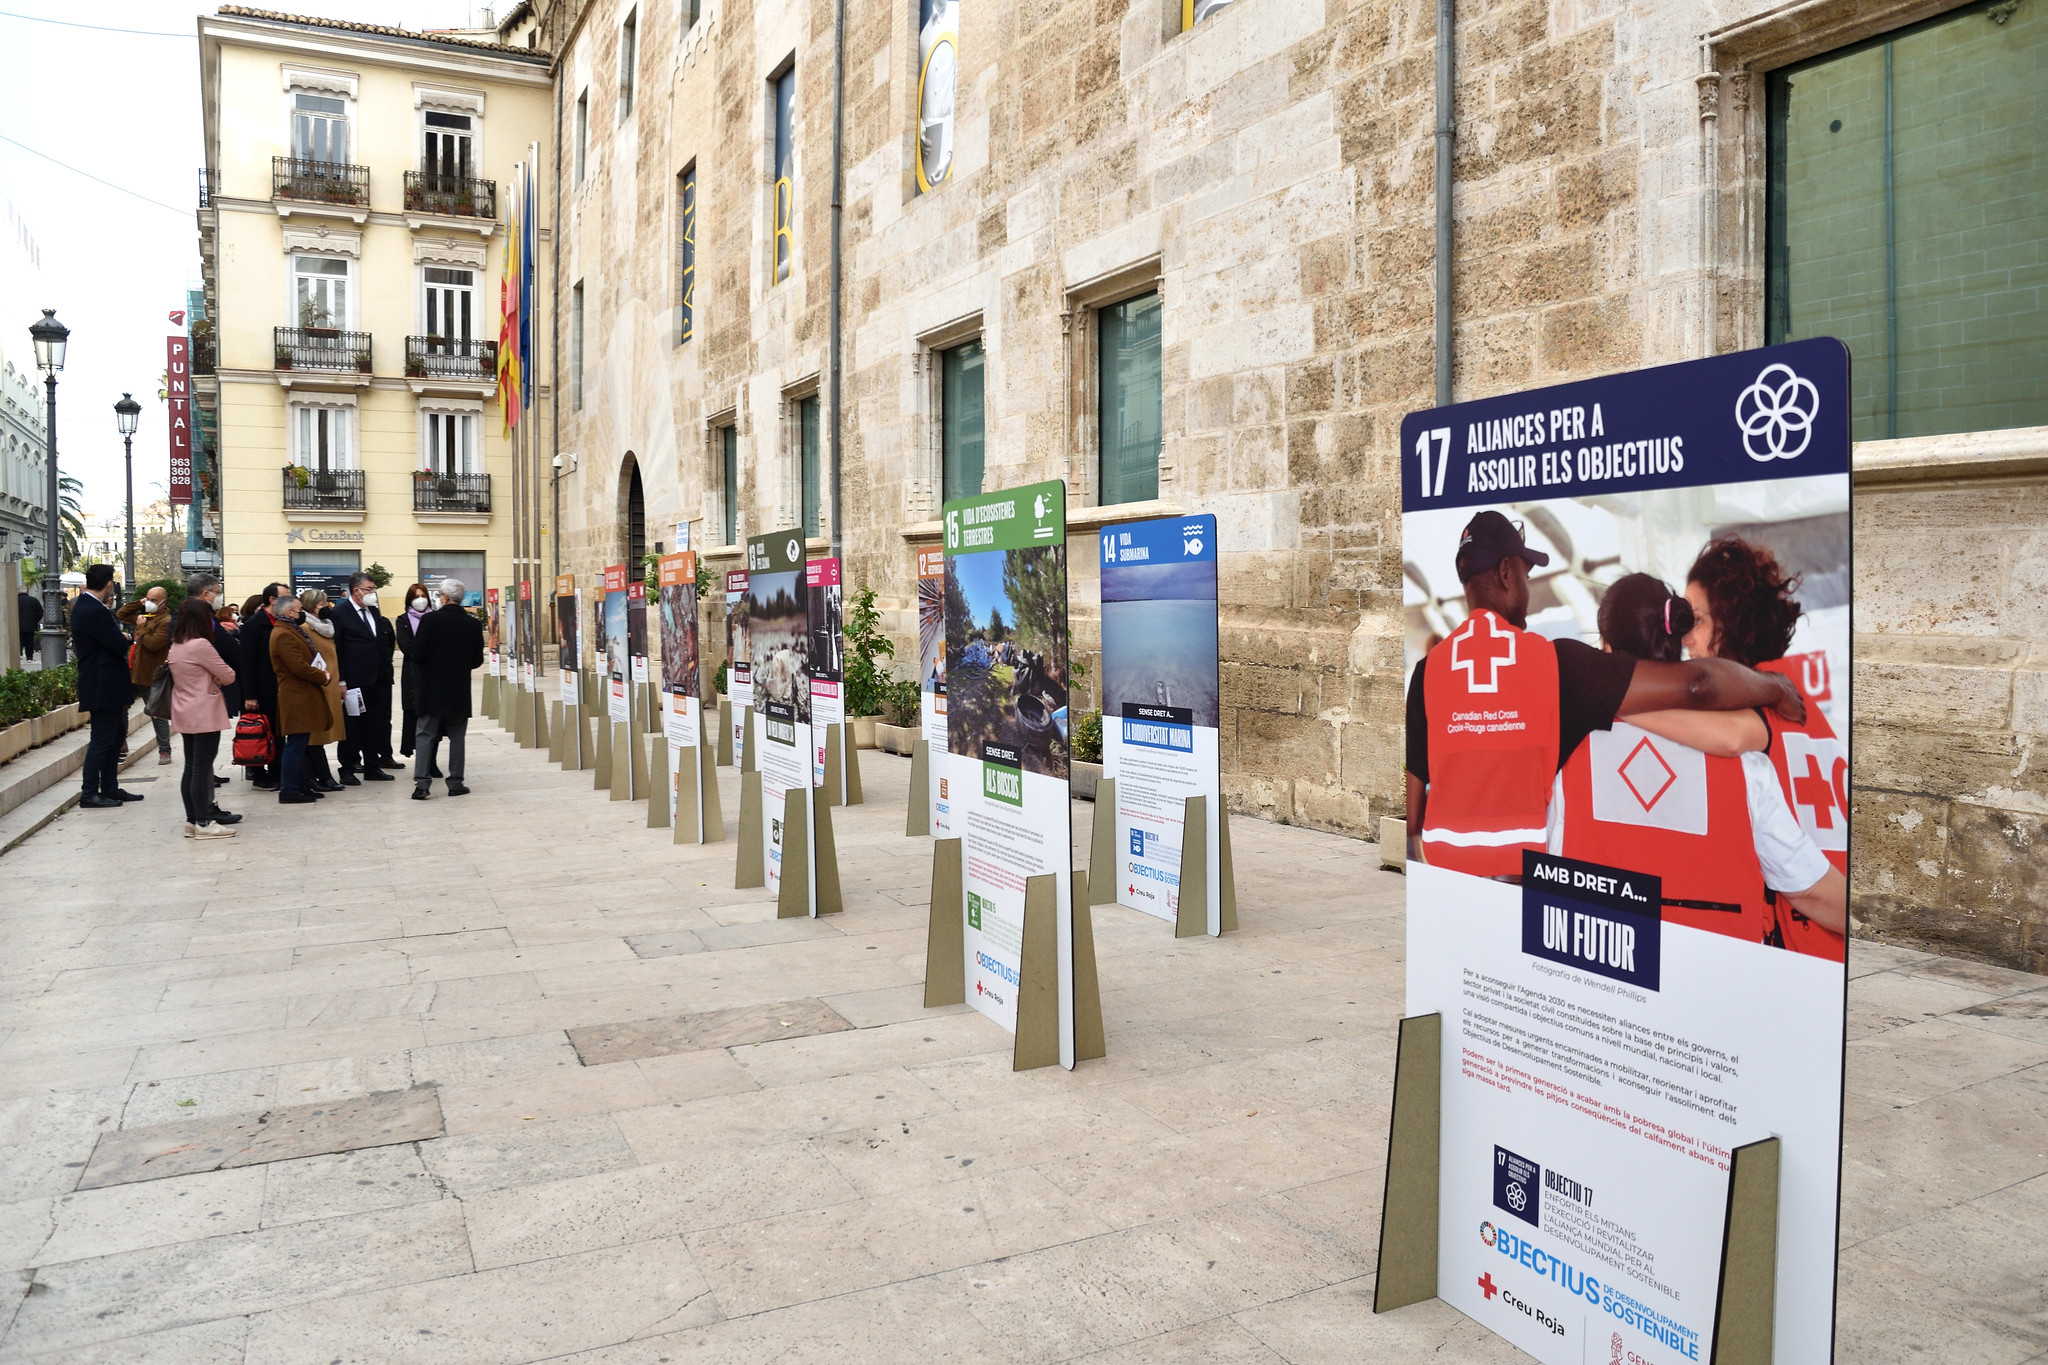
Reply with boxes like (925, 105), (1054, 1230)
(714, 658), (728, 696)
(842, 586), (897, 718)
(1071, 709), (1103, 764)
(879, 677), (921, 727)
(0, 663), (79, 729)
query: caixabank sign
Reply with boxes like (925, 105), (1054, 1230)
(1393, 340), (1851, 1364)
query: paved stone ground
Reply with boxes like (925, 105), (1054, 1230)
(0, 718), (2043, 1363)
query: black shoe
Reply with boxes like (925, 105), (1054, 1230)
(378, 759), (406, 771)
(410, 787), (429, 801)
(209, 809), (243, 825)
(252, 777), (279, 791)
(339, 774), (361, 787)
(111, 790), (145, 803)
(279, 792), (318, 805)
(307, 788), (327, 799)
(362, 769), (395, 782)
(214, 775), (231, 787)
(400, 749), (414, 759)
(445, 781), (470, 796)
(78, 794), (122, 809)
(314, 779), (344, 793)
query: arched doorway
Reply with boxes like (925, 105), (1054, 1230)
(619, 453), (645, 569)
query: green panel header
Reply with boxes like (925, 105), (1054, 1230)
(746, 529), (806, 574)
(943, 480), (1066, 555)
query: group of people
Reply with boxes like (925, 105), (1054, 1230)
(66, 568), (485, 840)
(1407, 510), (1849, 962)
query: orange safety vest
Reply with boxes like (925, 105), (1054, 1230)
(1759, 656), (1848, 962)
(1558, 721), (1774, 946)
(1420, 609), (1559, 878)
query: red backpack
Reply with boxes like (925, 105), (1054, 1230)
(232, 705), (276, 766)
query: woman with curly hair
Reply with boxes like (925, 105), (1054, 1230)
(1550, 573), (1840, 950)
(1683, 536), (1849, 960)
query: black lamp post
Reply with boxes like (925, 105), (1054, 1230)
(114, 393), (141, 600)
(29, 309), (68, 669)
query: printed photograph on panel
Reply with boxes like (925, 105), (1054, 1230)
(749, 568), (810, 729)
(945, 545), (1069, 778)
(660, 577), (699, 697)
(1100, 544), (1219, 729)
(557, 594), (580, 673)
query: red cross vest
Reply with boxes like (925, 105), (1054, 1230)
(1421, 609), (1559, 878)
(1557, 721), (1773, 946)
(1759, 655), (1848, 962)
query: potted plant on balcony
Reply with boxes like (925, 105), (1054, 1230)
(354, 349), (372, 373)
(404, 353), (428, 378)
(286, 463), (311, 489)
(274, 342), (293, 369)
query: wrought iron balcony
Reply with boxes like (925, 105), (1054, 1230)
(272, 156), (369, 208)
(190, 335), (216, 376)
(405, 336), (497, 382)
(197, 167), (215, 209)
(275, 327), (372, 374)
(282, 467), (365, 511)
(403, 171), (496, 220)
(414, 471), (492, 514)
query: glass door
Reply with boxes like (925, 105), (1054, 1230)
(294, 256), (349, 331)
(293, 94), (348, 165)
(422, 112), (473, 181)
(423, 268), (475, 346)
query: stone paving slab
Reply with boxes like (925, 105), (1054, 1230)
(75, 1086), (444, 1190)
(0, 712), (2042, 1362)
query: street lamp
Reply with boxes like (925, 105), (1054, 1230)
(29, 309), (68, 669)
(115, 393), (141, 601)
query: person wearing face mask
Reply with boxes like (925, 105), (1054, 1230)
(238, 582), (291, 789)
(297, 590), (347, 792)
(71, 564), (146, 809)
(267, 591), (332, 804)
(394, 582), (441, 777)
(116, 584), (176, 765)
(330, 573), (394, 782)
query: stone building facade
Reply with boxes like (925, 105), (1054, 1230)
(524, 0), (2047, 968)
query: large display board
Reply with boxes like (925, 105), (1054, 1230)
(602, 565), (629, 723)
(942, 482), (1076, 1058)
(917, 547), (949, 836)
(807, 558), (845, 797)
(725, 568), (751, 756)
(555, 574), (579, 707)
(518, 580), (536, 689)
(748, 532), (812, 902)
(1099, 514), (1221, 931)
(1393, 340), (1851, 1363)
(485, 588), (502, 678)
(659, 551), (706, 838)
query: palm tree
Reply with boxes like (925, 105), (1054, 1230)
(57, 474), (85, 569)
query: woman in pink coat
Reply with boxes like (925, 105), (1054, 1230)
(167, 599), (239, 840)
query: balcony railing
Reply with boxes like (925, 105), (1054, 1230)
(272, 156), (369, 208)
(190, 335), (215, 376)
(275, 327), (372, 374)
(405, 336), (497, 382)
(414, 471), (492, 514)
(198, 167), (215, 209)
(403, 171), (496, 220)
(282, 467), (366, 511)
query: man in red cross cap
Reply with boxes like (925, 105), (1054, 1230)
(1406, 510), (1808, 879)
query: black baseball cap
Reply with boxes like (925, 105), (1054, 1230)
(1455, 510), (1550, 582)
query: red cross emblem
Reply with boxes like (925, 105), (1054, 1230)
(1792, 752), (1838, 830)
(1450, 613), (1517, 693)
(1619, 737), (1678, 811)
(1477, 1273), (1499, 1300)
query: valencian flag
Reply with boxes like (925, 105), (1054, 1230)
(497, 152), (537, 434)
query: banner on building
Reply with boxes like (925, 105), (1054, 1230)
(917, 547), (949, 836)
(726, 568), (751, 755)
(1391, 339), (1851, 1364)
(942, 481), (1077, 1058)
(916, 0), (959, 193)
(556, 575), (579, 706)
(1099, 514), (1222, 932)
(807, 557), (845, 797)
(518, 580), (535, 689)
(165, 335), (192, 506)
(603, 564), (629, 723)
(659, 550), (704, 836)
(485, 588), (501, 677)
(748, 531), (811, 904)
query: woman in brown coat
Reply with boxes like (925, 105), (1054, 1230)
(267, 594), (331, 803)
(298, 590), (347, 792)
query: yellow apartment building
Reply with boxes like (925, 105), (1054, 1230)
(196, 7), (552, 607)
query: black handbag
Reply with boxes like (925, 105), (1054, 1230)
(144, 664), (174, 721)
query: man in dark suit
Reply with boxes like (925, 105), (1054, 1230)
(410, 578), (485, 799)
(69, 564), (143, 809)
(17, 589), (40, 663)
(329, 572), (393, 782)
(237, 582), (289, 789)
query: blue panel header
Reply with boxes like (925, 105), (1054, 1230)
(1099, 513), (1216, 568)
(1400, 338), (1850, 512)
